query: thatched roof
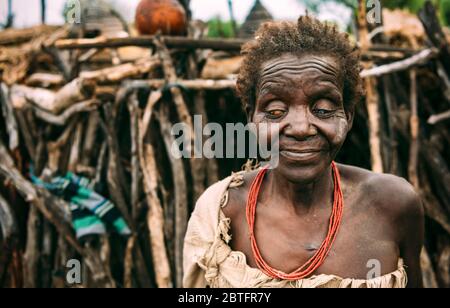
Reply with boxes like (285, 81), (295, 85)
(238, 0), (273, 39)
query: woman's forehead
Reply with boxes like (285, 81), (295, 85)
(258, 53), (343, 92)
(260, 53), (341, 78)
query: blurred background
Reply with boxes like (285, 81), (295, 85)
(2, 0), (450, 30)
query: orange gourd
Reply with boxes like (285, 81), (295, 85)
(135, 0), (187, 36)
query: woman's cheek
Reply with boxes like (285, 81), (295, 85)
(251, 111), (265, 124)
(257, 122), (281, 144)
(251, 116), (281, 158)
(331, 117), (349, 147)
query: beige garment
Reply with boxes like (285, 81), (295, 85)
(183, 171), (408, 288)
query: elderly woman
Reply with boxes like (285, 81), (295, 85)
(183, 16), (424, 288)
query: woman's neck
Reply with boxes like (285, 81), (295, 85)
(264, 165), (334, 216)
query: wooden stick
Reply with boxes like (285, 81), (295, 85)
(25, 73), (65, 88)
(54, 35), (421, 54)
(33, 99), (100, 126)
(435, 61), (450, 102)
(98, 235), (115, 288)
(0, 27), (70, 85)
(421, 247), (439, 288)
(128, 94), (157, 288)
(122, 78), (237, 90)
(68, 122), (83, 172)
(157, 104), (189, 288)
(0, 83), (19, 151)
(419, 90), (450, 144)
(134, 94), (172, 288)
(133, 92), (166, 288)
(187, 47), (215, 192)
(47, 117), (77, 172)
(10, 85), (54, 110)
(421, 141), (450, 212)
(358, 0), (384, 173)
(78, 48), (101, 63)
(80, 57), (160, 84)
(362, 51), (409, 62)
(93, 142), (107, 187)
(191, 94), (207, 203)
(81, 112), (100, 166)
(419, 164), (450, 234)
(428, 109), (450, 125)
(418, 1), (450, 76)
(128, 93), (141, 223)
(154, 37), (193, 129)
(34, 127), (47, 176)
(126, 61), (450, 92)
(52, 235), (70, 288)
(360, 48), (437, 78)
(408, 70), (419, 189)
(0, 25), (60, 45)
(0, 192), (18, 242)
(393, 110), (450, 211)
(104, 110), (132, 207)
(123, 235), (136, 288)
(382, 76), (399, 175)
(13, 109), (36, 159)
(100, 104), (133, 228)
(369, 44), (418, 55)
(40, 220), (54, 288)
(23, 205), (41, 288)
(155, 37), (194, 287)
(0, 141), (93, 263)
(42, 46), (71, 81)
(438, 245), (450, 287)
(132, 239), (154, 288)
(11, 78), (96, 114)
(394, 105), (450, 210)
(55, 36), (247, 51)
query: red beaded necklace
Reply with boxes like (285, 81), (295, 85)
(246, 161), (344, 281)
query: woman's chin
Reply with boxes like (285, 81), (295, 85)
(274, 157), (331, 184)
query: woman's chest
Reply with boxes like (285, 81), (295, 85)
(227, 200), (400, 279)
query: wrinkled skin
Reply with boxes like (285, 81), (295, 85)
(223, 53), (424, 287)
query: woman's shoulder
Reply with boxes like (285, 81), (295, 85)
(193, 170), (251, 216)
(337, 163), (423, 218)
(192, 167), (259, 222)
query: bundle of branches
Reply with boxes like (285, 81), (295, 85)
(354, 1), (450, 288)
(0, 20), (239, 288)
(0, 1), (449, 288)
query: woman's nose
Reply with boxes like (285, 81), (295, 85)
(283, 107), (317, 140)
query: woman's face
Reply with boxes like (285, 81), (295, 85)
(252, 53), (353, 184)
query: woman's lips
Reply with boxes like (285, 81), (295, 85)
(279, 149), (323, 162)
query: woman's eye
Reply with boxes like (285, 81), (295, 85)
(313, 108), (334, 117)
(266, 110), (285, 118)
(312, 99), (337, 117)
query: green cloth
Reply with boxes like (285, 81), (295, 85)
(31, 172), (131, 240)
